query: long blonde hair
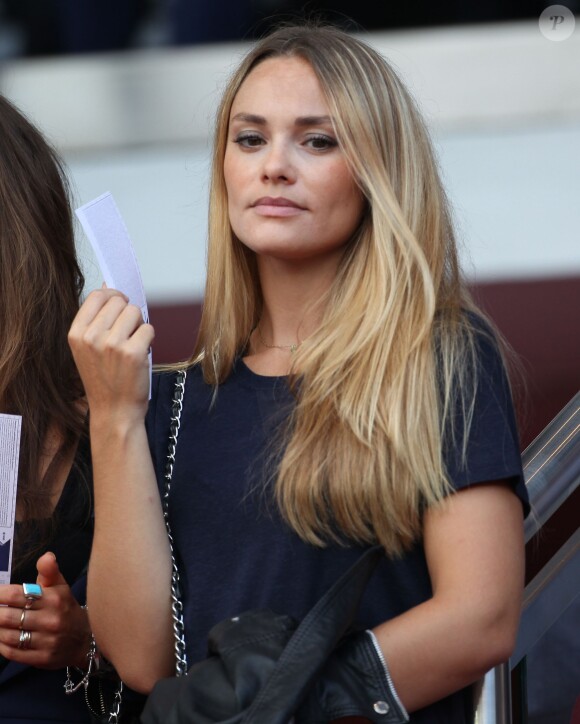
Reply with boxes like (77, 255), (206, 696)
(192, 24), (489, 555)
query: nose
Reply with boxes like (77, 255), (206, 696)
(261, 140), (295, 183)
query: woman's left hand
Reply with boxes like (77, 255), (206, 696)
(0, 552), (92, 670)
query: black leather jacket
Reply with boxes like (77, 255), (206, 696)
(142, 548), (408, 724)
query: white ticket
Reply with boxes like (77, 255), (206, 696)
(0, 414), (22, 584)
(75, 192), (152, 393)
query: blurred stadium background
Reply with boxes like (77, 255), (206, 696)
(0, 3), (578, 721)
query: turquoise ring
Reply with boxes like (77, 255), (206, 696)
(22, 583), (43, 608)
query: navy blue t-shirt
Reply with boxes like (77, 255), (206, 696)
(146, 332), (528, 723)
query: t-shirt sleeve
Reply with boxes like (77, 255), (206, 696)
(443, 326), (529, 516)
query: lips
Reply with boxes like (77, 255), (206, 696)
(252, 197), (304, 209)
(251, 196), (306, 218)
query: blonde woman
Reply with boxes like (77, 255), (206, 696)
(70, 24), (528, 723)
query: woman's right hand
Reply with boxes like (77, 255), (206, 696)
(68, 288), (154, 424)
(70, 289), (173, 691)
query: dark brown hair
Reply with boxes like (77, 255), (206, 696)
(0, 95), (87, 569)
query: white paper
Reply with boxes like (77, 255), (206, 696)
(0, 414), (22, 584)
(75, 192), (152, 392)
(75, 192), (148, 321)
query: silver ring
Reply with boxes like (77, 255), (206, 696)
(22, 582), (43, 609)
(19, 608), (27, 630)
(18, 629), (32, 650)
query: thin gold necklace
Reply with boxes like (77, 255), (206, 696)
(257, 326), (300, 353)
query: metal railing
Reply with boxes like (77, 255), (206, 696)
(475, 391), (580, 723)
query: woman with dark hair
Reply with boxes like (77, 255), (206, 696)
(71, 24), (528, 722)
(0, 93), (94, 723)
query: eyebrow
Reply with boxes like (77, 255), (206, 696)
(230, 113), (334, 127)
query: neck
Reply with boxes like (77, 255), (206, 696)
(242, 254), (340, 376)
(255, 253), (339, 345)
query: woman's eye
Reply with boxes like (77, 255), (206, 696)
(234, 133), (264, 148)
(305, 135), (337, 151)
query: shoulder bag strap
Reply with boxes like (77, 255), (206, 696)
(162, 369), (188, 675)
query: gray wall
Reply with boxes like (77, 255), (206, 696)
(1, 20), (579, 302)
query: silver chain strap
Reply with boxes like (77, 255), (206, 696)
(108, 681), (123, 723)
(162, 369), (188, 676)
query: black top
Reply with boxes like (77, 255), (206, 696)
(146, 329), (528, 723)
(11, 435), (93, 586)
(0, 436), (93, 724)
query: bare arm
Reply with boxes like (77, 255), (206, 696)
(69, 289), (174, 693)
(373, 481), (525, 713)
